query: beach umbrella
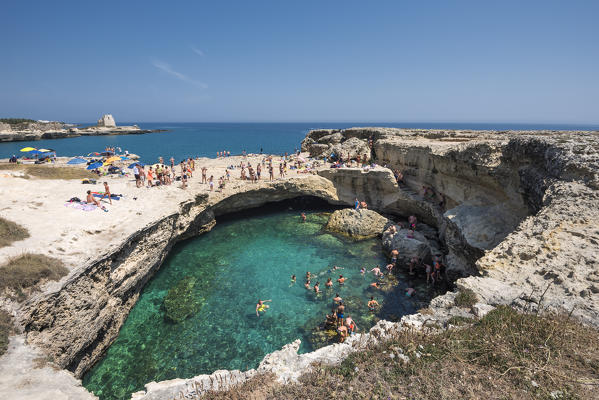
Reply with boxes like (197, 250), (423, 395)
(87, 162), (103, 170)
(128, 162), (145, 169)
(39, 148), (54, 152)
(120, 156), (130, 161)
(29, 150), (43, 155)
(20, 147), (36, 152)
(87, 152), (100, 156)
(105, 156), (121, 164)
(67, 158), (87, 165)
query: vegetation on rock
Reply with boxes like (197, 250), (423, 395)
(0, 310), (13, 357)
(0, 254), (68, 299)
(454, 288), (478, 308)
(0, 217), (30, 248)
(0, 118), (37, 125)
(206, 306), (599, 399)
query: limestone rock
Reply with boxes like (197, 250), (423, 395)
(0, 122), (12, 132)
(329, 137), (371, 162)
(381, 227), (432, 264)
(325, 208), (389, 239)
(97, 114), (116, 128)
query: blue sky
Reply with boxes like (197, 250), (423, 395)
(1, 1), (598, 124)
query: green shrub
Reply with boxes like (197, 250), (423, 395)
(454, 288), (478, 308)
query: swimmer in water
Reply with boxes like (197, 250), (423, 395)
(313, 282), (320, 294)
(345, 316), (358, 335)
(360, 267), (366, 275)
(325, 277), (333, 288)
(306, 271), (311, 280)
(405, 287), (415, 297)
(386, 263), (394, 273)
(329, 265), (343, 273)
(370, 265), (382, 276)
(304, 280), (311, 290)
(256, 299), (272, 317)
(370, 282), (381, 289)
(301, 212), (306, 222)
(291, 274), (296, 283)
(333, 293), (343, 303)
(368, 296), (379, 311)
(337, 275), (346, 285)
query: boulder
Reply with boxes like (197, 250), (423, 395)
(381, 226), (432, 264)
(325, 208), (390, 239)
(97, 114), (116, 128)
(329, 137), (371, 162)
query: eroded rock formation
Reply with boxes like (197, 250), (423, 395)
(325, 208), (389, 239)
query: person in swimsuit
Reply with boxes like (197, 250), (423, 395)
(390, 249), (399, 265)
(325, 277), (333, 288)
(370, 282), (381, 289)
(405, 287), (415, 297)
(386, 263), (394, 273)
(368, 296), (379, 311)
(256, 299), (272, 317)
(313, 282), (320, 294)
(304, 280), (311, 290)
(370, 266), (382, 276)
(337, 275), (345, 285)
(425, 263), (434, 285)
(86, 190), (102, 208)
(354, 198), (360, 210)
(333, 293), (342, 304)
(345, 316), (358, 335)
(301, 212), (306, 222)
(336, 304), (345, 327)
(202, 167), (207, 184)
(291, 274), (296, 283)
(100, 182), (112, 205)
(337, 325), (348, 342)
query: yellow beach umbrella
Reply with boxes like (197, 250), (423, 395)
(20, 147), (37, 152)
(104, 156), (121, 164)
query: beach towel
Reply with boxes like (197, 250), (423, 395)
(64, 202), (97, 211)
(92, 193), (121, 200)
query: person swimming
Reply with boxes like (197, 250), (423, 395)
(291, 274), (296, 283)
(405, 287), (415, 297)
(333, 293), (342, 304)
(301, 212), (306, 222)
(360, 267), (366, 275)
(313, 282), (320, 294)
(337, 275), (346, 285)
(325, 277), (333, 288)
(255, 299), (272, 317)
(304, 280), (311, 290)
(370, 266), (382, 276)
(368, 296), (379, 311)
(370, 282), (381, 290)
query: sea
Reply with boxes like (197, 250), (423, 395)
(1, 122), (597, 164)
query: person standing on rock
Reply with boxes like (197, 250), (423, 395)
(336, 303), (345, 327)
(390, 249), (399, 265)
(354, 198), (360, 210)
(425, 263), (434, 285)
(202, 167), (207, 184)
(133, 164), (141, 188)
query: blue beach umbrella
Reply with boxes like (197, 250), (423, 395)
(67, 158), (87, 165)
(120, 156), (130, 161)
(128, 162), (145, 169)
(87, 162), (103, 170)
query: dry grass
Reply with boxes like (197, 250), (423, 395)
(201, 306), (599, 400)
(0, 217), (30, 248)
(0, 163), (94, 180)
(454, 288), (478, 308)
(0, 253), (68, 299)
(0, 309), (12, 357)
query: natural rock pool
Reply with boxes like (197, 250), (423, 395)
(83, 209), (437, 400)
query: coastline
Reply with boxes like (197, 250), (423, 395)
(0, 127), (167, 143)
(0, 127), (598, 399)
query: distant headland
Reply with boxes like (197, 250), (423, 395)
(0, 114), (166, 142)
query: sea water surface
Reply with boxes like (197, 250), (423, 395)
(2, 122), (597, 163)
(82, 209), (434, 400)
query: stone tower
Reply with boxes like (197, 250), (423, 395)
(97, 114), (116, 128)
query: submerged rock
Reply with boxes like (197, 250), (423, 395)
(325, 208), (390, 239)
(163, 276), (203, 323)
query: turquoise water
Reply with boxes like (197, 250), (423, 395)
(2, 122), (597, 162)
(82, 210), (434, 400)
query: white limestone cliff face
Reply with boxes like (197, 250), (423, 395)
(325, 208), (390, 239)
(97, 114), (116, 128)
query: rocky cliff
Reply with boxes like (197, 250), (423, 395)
(1, 127), (598, 399)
